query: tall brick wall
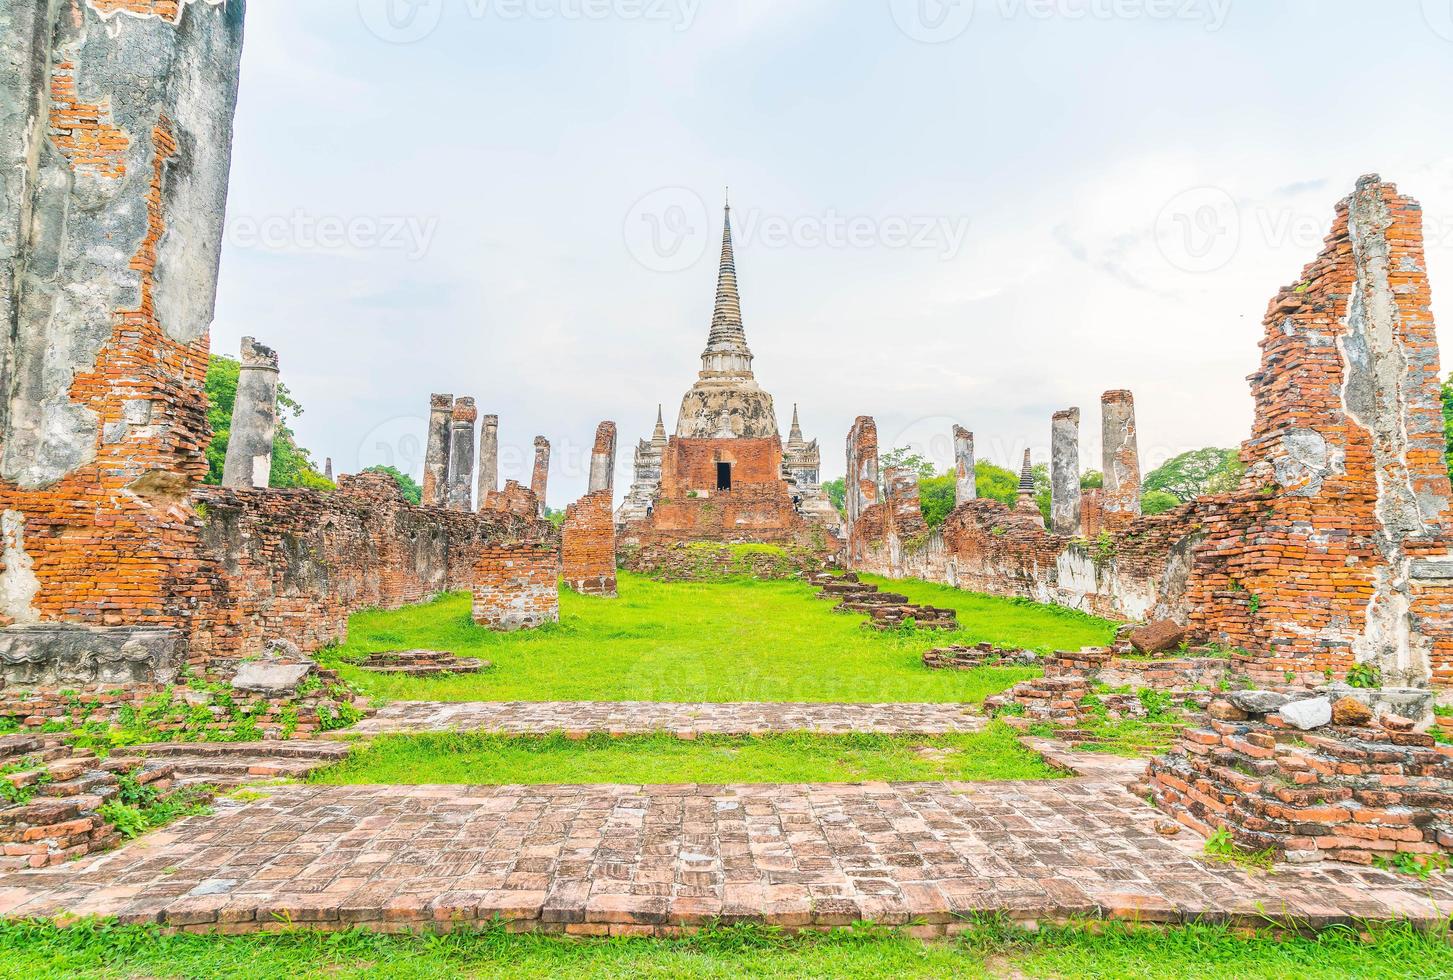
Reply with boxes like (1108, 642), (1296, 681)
(619, 436), (839, 551)
(190, 472), (552, 666)
(473, 543), (560, 631)
(562, 490), (617, 596)
(0, 2), (244, 633)
(851, 178), (1453, 687)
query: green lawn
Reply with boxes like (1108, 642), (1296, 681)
(322, 572), (1115, 703)
(0, 920), (1440, 979)
(309, 725), (1063, 785)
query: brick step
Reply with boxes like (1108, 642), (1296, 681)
(129, 741), (352, 762)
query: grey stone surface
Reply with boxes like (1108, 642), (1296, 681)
(1101, 390), (1141, 517)
(447, 397), (477, 512)
(221, 337), (279, 489)
(1227, 690), (1294, 714)
(1278, 697), (1332, 730)
(1051, 409), (1081, 535)
(1, 0), (247, 489)
(530, 436), (551, 518)
(231, 660), (313, 696)
(423, 393), (453, 508)
(587, 421), (617, 494)
(953, 425), (976, 506)
(1316, 684), (1435, 725)
(0, 625), (182, 686)
(477, 414), (498, 505)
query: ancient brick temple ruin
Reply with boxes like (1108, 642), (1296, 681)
(848, 175), (1453, 689)
(0, 2), (555, 687)
(615, 203), (842, 551)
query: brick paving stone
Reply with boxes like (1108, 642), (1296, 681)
(1, 779), (1451, 934)
(341, 701), (987, 737)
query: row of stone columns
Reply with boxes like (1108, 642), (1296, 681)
(939, 390), (1140, 537)
(1047, 390), (1141, 536)
(421, 394), (551, 516)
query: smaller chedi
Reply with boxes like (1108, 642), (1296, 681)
(616, 201), (842, 550)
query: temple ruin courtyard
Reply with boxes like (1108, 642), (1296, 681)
(7, 2), (1453, 977)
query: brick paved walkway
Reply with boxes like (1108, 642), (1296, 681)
(341, 701), (988, 737)
(2, 775), (1447, 934)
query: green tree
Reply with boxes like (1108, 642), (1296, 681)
(1141, 490), (1182, 516)
(822, 477), (846, 516)
(204, 355), (333, 490)
(1443, 374), (1453, 482)
(364, 465), (422, 505)
(1144, 448), (1243, 501)
(974, 460), (1020, 508)
(919, 474), (956, 528)
(879, 448), (937, 480)
(1080, 470), (1103, 489)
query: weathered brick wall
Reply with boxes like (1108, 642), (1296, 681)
(473, 543), (560, 630)
(191, 472), (551, 666)
(849, 178), (1453, 685)
(620, 437), (838, 551)
(562, 490), (617, 596)
(480, 480), (539, 520)
(0, 2), (245, 634)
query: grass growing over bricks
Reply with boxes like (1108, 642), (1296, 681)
(309, 724), (1062, 786)
(0, 919), (1445, 979)
(323, 572), (1116, 704)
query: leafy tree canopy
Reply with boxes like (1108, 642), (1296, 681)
(204, 355), (333, 490)
(822, 477), (846, 516)
(1141, 489), (1182, 516)
(1080, 470), (1103, 489)
(1143, 448), (1243, 501)
(364, 465), (421, 505)
(879, 448), (937, 481)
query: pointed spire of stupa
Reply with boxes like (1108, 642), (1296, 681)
(700, 195), (753, 378)
(788, 404), (805, 448)
(1018, 449), (1035, 495)
(652, 404), (668, 447)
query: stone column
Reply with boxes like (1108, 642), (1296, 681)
(1051, 409), (1082, 536)
(531, 437), (551, 518)
(953, 425), (976, 506)
(422, 393), (453, 508)
(0, 1), (246, 630)
(324, 458), (333, 482)
(1101, 390), (1141, 518)
(221, 338), (280, 489)
(476, 414), (499, 507)
(447, 397), (477, 512)
(588, 422), (617, 494)
(846, 417), (879, 526)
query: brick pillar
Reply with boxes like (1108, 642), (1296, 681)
(846, 416), (879, 526)
(1101, 390), (1141, 519)
(1051, 408), (1082, 536)
(221, 337), (279, 489)
(884, 467), (926, 539)
(531, 436), (551, 518)
(588, 421), (617, 494)
(0, 1), (246, 630)
(422, 393), (453, 508)
(324, 458), (333, 481)
(446, 397), (477, 512)
(953, 425), (976, 507)
(473, 543), (560, 631)
(476, 414), (498, 509)
(562, 490), (617, 597)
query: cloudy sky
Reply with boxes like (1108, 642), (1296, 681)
(212, 0), (1453, 505)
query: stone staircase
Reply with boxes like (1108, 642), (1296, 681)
(125, 741), (353, 788)
(806, 572), (958, 630)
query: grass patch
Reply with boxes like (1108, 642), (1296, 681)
(322, 573), (1112, 704)
(308, 724), (1061, 786)
(0, 919), (1441, 979)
